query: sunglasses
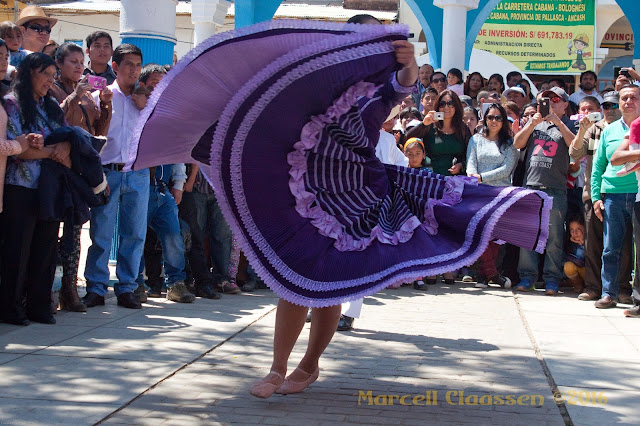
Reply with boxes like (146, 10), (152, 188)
(488, 93), (501, 99)
(439, 100), (455, 108)
(485, 115), (503, 122)
(27, 24), (52, 34)
(602, 103), (619, 110)
(431, 77), (446, 84)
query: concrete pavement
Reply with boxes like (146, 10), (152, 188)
(1, 273), (639, 425)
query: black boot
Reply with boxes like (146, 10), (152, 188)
(194, 282), (221, 299)
(59, 275), (87, 312)
(337, 315), (354, 331)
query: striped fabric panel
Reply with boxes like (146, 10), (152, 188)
(303, 107), (452, 241)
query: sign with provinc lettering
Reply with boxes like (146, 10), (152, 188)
(475, 0), (595, 74)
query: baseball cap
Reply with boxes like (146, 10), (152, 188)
(503, 86), (526, 97)
(541, 87), (569, 102)
(602, 91), (619, 105)
(458, 95), (474, 108)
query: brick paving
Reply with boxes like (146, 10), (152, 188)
(2, 278), (638, 425)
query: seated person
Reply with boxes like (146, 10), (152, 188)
(564, 216), (586, 293)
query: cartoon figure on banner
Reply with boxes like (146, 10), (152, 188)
(568, 34), (591, 71)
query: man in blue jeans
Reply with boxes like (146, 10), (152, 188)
(137, 163), (197, 303)
(591, 84), (640, 309)
(130, 64), (203, 303)
(513, 87), (578, 295)
(84, 44), (148, 309)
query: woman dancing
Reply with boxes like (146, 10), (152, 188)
(128, 19), (551, 399)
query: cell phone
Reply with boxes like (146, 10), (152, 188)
(620, 69), (631, 78)
(481, 102), (492, 117)
(614, 66), (622, 80)
(588, 112), (602, 122)
(539, 97), (550, 117)
(434, 112), (445, 120)
(88, 75), (107, 90)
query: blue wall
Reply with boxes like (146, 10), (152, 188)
(613, 0), (640, 61)
(234, 0), (282, 28)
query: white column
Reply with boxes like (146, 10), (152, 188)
(191, 0), (231, 46)
(434, 0), (479, 72)
(120, 0), (177, 65)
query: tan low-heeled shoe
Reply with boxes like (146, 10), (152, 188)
(275, 367), (319, 395)
(249, 371), (284, 399)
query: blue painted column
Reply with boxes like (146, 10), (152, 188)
(404, 0), (443, 70)
(465, 0), (502, 70)
(614, 0), (640, 69)
(120, 0), (177, 65)
(234, 0), (282, 28)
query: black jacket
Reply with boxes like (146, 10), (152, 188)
(38, 126), (107, 247)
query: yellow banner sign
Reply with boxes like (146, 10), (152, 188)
(475, 0), (596, 74)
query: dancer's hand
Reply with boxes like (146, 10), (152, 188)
(393, 40), (418, 87)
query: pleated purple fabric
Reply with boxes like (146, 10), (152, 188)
(129, 20), (551, 307)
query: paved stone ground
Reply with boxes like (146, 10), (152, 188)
(1, 272), (639, 425)
(0, 223), (638, 424)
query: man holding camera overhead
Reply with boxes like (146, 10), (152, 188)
(513, 87), (578, 296)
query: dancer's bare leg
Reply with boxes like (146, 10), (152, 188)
(253, 299), (307, 388)
(288, 304), (341, 381)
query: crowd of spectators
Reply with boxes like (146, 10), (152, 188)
(394, 61), (640, 319)
(1, 6), (639, 328)
(0, 6), (265, 326)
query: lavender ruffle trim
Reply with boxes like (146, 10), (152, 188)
(287, 81), (472, 251)
(422, 175), (478, 235)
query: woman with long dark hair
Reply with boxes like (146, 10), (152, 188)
(464, 71), (485, 104)
(407, 89), (470, 176)
(488, 73), (505, 95)
(48, 42), (112, 312)
(407, 90), (470, 285)
(0, 38), (39, 215)
(0, 53), (70, 325)
(466, 103), (517, 288)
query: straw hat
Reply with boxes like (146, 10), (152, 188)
(16, 5), (58, 28)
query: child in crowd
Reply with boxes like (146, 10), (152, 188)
(463, 106), (480, 134)
(0, 21), (27, 68)
(447, 68), (464, 96)
(403, 137), (430, 170)
(564, 216), (586, 294)
(402, 137), (430, 291)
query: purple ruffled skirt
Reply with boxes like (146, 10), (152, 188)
(129, 20), (550, 307)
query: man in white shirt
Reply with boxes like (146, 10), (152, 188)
(568, 71), (603, 105)
(84, 44), (150, 310)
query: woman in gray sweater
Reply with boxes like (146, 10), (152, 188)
(466, 103), (517, 288)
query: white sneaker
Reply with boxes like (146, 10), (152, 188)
(475, 281), (488, 288)
(462, 275), (474, 283)
(616, 160), (640, 177)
